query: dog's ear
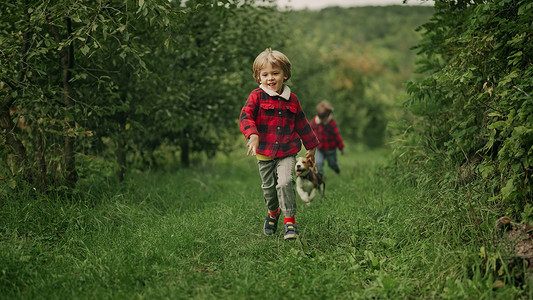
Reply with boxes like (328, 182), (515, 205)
(310, 159), (317, 172)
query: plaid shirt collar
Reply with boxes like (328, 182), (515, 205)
(259, 84), (291, 101)
(313, 115), (333, 125)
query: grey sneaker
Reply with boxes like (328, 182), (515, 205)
(264, 215), (279, 235)
(284, 223), (299, 240)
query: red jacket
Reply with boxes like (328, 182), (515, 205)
(240, 86), (319, 158)
(310, 115), (344, 152)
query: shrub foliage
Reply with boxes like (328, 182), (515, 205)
(0, 0), (282, 190)
(398, 0), (532, 217)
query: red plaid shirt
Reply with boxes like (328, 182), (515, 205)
(240, 87), (319, 158)
(310, 116), (344, 152)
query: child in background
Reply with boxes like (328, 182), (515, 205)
(310, 100), (344, 175)
(239, 49), (319, 240)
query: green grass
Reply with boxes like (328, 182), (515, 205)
(1, 146), (530, 299)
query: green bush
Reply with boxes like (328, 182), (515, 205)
(395, 0), (532, 218)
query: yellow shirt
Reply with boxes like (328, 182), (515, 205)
(256, 153), (274, 161)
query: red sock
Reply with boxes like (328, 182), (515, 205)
(269, 208), (280, 219)
(284, 217), (296, 224)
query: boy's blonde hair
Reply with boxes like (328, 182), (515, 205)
(317, 100), (334, 119)
(253, 48), (292, 85)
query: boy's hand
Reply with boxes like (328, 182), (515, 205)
(306, 147), (317, 163)
(247, 134), (259, 156)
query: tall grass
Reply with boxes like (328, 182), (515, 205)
(0, 146), (529, 298)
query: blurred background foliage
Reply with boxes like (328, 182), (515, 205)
(283, 5), (433, 147)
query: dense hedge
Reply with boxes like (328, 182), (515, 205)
(0, 0), (282, 190)
(397, 0), (532, 217)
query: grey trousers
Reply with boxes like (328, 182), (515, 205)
(257, 156), (296, 217)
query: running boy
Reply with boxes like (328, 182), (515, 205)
(310, 100), (344, 175)
(239, 49), (319, 240)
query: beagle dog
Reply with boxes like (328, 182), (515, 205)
(294, 157), (325, 206)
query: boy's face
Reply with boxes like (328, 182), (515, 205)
(259, 63), (287, 94)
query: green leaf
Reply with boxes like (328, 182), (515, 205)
(477, 163), (495, 179)
(65, 112), (74, 121)
(501, 179), (515, 201)
(479, 246), (486, 259)
(71, 15), (82, 23)
(487, 121), (506, 130)
(80, 45), (90, 55)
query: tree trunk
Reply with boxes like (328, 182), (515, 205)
(117, 138), (126, 182)
(35, 130), (47, 190)
(63, 17), (77, 186)
(181, 141), (190, 168)
(50, 17), (77, 186)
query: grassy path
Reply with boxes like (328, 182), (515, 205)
(1, 147), (527, 298)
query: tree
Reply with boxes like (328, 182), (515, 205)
(1, 0), (285, 191)
(0, 0), (176, 189)
(166, 0), (285, 167)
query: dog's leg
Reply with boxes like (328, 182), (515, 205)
(297, 188), (307, 201)
(309, 189), (317, 202)
(304, 192), (312, 206)
(296, 186), (309, 203)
